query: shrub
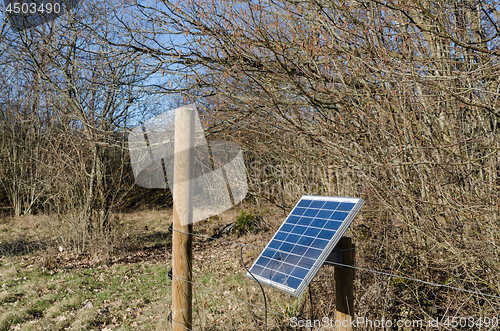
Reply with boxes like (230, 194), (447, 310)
(233, 211), (255, 237)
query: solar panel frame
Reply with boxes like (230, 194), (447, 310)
(245, 195), (364, 297)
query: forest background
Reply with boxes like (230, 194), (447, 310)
(1, 0), (500, 329)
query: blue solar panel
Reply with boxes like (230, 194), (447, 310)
(245, 195), (364, 297)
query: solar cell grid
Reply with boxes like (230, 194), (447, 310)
(246, 195), (364, 296)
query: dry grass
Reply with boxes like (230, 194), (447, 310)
(0, 204), (308, 330)
(2, 200), (498, 330)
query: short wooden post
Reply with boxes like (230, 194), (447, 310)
(172, 106), (195, 330)
(335, 237), (356, 331)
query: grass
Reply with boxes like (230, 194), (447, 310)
(3, 202), (495, 330)
(0, 206), (310, 330)
(0, 254), (172, 330)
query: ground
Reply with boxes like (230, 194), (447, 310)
(0, 206), (323, 330)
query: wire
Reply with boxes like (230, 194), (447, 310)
(323, 260), (500, 300)
(240, 245), (268, 331)
(172, 228), (500, 300)
(170, 273), (327, 331)
(170, 316), (194, 331)
(170, 229), (328, 330)
(174, 228), (248, 247)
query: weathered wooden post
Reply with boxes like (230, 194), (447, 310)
(172, 106), (195, 330)
(334, 237), (356, 331)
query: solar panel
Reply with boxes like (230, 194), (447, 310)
(245, 195), (364, 297)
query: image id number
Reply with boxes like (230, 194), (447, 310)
(442, 316), (498, 328)
(5, 1), (61, 14)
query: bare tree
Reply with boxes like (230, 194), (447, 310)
(0, 56), (60, 216)
(117, 0), (500, 319)
(0, 0), (161, 252)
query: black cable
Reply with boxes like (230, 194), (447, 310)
(240, 245), (267, 331)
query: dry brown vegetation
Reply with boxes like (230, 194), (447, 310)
(1, 0), (500, 329)
(0, 205), (332, 330)
(133, 0), (500, 325)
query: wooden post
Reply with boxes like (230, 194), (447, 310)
(172, 106), (195, 331)
(335, 237), (356, 331)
